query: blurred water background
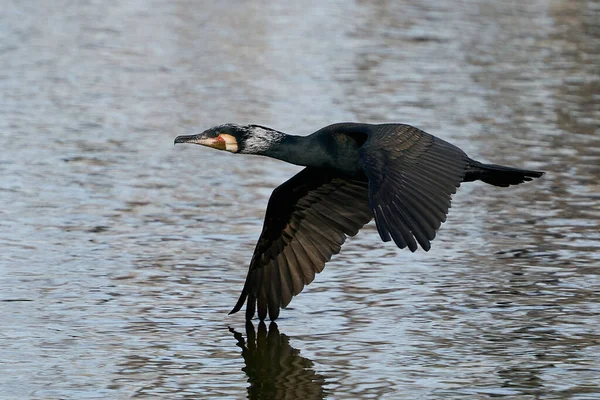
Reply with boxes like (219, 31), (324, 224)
(1, 0), (599, 398)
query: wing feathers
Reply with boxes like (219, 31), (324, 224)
(232, 168), (372, 320)
(384, 203), (418, 251)
(277, 253), (294, 308)
(359, 124), (469, 253)
(373, 205), (393, 242)
(257, 292), (267, 321)
(294, 230), (326, 269)
(290, 242), (315, 285)
(285, 253), (305, 296)
(390, 197), (431, 251)
(245, 292), (256, 321)
(268, 263), (281, 320)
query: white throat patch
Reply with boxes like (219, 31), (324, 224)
(242, 125), (285, 154)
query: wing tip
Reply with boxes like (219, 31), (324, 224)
(230, 289), (248, 316)
(228, 307), (239, 316)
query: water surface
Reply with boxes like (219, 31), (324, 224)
(1, 0), (599, 398)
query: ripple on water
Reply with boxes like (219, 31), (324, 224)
(1, 0), (599, 398)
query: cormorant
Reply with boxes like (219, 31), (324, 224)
(175, 123), (544, 321)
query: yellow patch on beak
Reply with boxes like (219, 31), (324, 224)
(218, 134), (239, 153)
(193, 133), (238, 152)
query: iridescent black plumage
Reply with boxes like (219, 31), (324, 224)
(175, 123), (544, 321)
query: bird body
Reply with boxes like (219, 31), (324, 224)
(175, 123), (544, 321)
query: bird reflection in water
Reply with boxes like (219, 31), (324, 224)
(229, 321), (327, 399)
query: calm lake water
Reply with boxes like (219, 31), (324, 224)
(1, 0), (599, 398)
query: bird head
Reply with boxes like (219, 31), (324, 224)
(174, 124), (284, 155)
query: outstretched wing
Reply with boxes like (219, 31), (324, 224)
(358, 124), (470, 252)
(230, 167), (372, 321)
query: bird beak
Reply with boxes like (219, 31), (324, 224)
(174, 133), (238, 153)
(174, 133), (227, 150)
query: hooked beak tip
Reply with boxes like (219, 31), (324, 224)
(174, 135), (188, 145)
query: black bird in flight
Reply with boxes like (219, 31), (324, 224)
(175, 123), (544, 321)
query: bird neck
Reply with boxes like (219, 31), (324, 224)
(262, 133), (330, 169)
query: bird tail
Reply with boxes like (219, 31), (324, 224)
(464, 161), (544, 187)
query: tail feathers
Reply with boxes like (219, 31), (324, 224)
(466, 161), (544, 187)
